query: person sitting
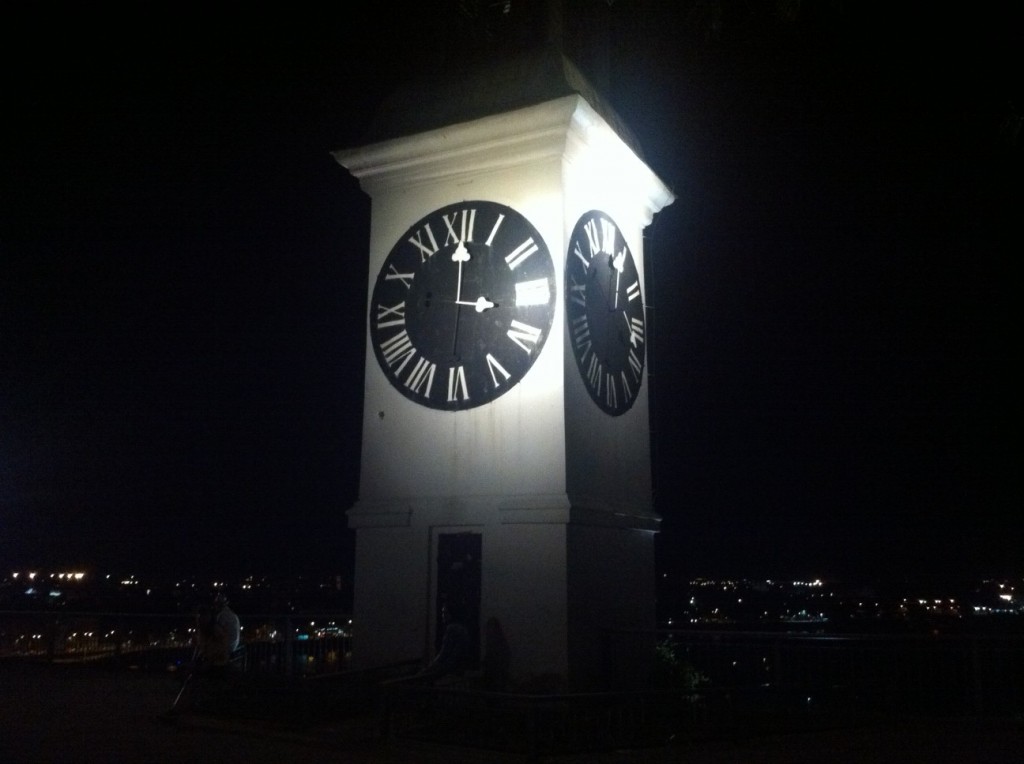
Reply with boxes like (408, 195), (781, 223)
(163, 594), (243, 718)
(417, 603), (471, 682)
(203, 592), (242, 670)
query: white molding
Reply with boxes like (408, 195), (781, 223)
(335, 95), (674, 223)
(334, 97), (578, 193)
(563, 98), (675, 226)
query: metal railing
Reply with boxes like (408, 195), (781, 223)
(5, 614), (1021, 755)
(386, 683), (693, 757)
(386, 629), (1024, 757)
(610, 628), (1024, 716)
(0, 610), (352, 676)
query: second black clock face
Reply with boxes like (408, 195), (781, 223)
(370, 201), (556, 411)
(566, 210), (646, 416)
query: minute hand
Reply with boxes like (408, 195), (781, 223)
(611, 250), (626, 309)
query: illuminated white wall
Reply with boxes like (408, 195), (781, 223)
(355, 167), (567, 510)
(485, 522), (569, 682)
(351, 526), (428, 668)
(567, 525), (658, 690)
(561, 97), (673, 525)
(340, 101), (575, 518)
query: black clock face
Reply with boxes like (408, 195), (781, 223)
(370, 201), (556, 411)
(565, 210), (646, 416)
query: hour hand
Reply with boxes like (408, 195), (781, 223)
(624, 310), (642, 347)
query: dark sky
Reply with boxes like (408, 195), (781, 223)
(3, 4), (1020, 583)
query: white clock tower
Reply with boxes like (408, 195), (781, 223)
(334, 49), (673, 690)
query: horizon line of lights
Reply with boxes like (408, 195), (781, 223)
(689, 578), (824, 588)
(11, 571), (86, 581)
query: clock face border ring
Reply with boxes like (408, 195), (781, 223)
(565, 209), (647, 417)
(369, 200), (557, 412)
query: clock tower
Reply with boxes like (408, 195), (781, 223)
(334, 49), (673, 690)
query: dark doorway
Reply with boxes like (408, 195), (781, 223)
(435, 532), (481, 668)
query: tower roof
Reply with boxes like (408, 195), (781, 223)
(361, 47), (644, 160)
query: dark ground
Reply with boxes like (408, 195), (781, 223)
(1, 662), (1020, 763)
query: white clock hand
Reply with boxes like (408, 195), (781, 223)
(452, 241), (470, 303)
(611, 249), (625, 309)
(624, 310), (641, 347)
(455, 296), (496, 312)
(450, 242), (472, 356)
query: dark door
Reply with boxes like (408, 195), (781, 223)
(435, 532), (481, 668)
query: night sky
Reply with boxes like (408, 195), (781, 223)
(3, 4), (1020, 583)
